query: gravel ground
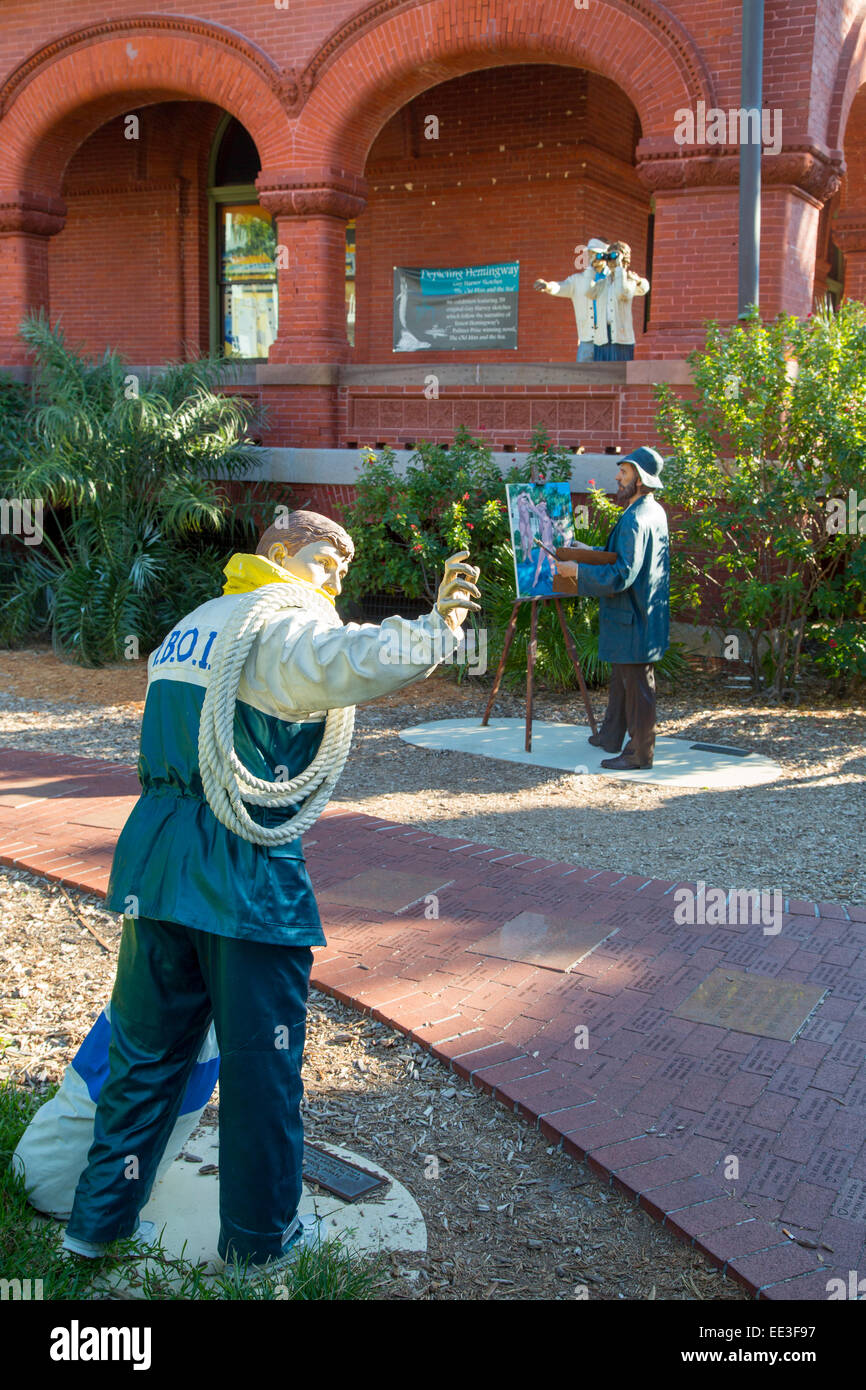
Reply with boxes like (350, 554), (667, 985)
(0, 867), (744, 1301)
(0, 646), (861, 1301)
(0, 648), (863, 907)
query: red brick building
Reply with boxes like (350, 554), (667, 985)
(0, 2), (862, 488)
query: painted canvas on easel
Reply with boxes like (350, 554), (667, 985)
(505, 482), (576, 599)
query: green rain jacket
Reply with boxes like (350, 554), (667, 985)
(106, 561), (461, 946)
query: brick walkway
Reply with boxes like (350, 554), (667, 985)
(2, 746), (865, 1301)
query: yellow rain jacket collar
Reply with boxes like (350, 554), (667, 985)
(222, 553), (336, 606)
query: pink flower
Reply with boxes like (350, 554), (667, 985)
(587, 478), (596, 486)
(463, 492), (470, 501)
(467, 522), (474, 529)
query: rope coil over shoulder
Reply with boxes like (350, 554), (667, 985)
(199, 581), (355, 845)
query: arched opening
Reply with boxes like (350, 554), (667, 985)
(0, 17), (297, 365)
(48, 102), (227, 361)
(47, 107), (300, 364)
(208, 114), (277, 360)
(353, 64), (649, 364)
(834, 83), (866, 306)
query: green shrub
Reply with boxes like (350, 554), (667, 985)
(340, 424), (572, 606)
(655, 301), (866, 696)
(342, 427), (687, 691)
(0, 314), (260, 665)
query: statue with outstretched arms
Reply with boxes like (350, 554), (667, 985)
(15, 512), (479, 1274)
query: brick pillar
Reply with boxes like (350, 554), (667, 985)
(833, 213), (866, 305)
(0, 192), (66, 365)
(635, 143), (842, 353)
(257, 170), (367, 364)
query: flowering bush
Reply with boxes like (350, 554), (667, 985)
(340, 425), (571, 608)
(655, 301), (866, 696)
(340, 426), (688, 690)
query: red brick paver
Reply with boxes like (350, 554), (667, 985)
(2, 746), (865, 1302)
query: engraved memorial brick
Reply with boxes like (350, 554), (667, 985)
(467, 911), (617, 973)
(750, 1155), (800, 1201)
(832, 1179), (866, 1223)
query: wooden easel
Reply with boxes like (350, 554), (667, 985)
(482, 465), (618, 751)
(481, 594), (598, 752)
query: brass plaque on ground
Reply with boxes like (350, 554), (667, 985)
(674, 968), (826, 1042)
(302, 1143), (388, 1202)
(467, 910), (616, 973)
(317, 869), (451, 913)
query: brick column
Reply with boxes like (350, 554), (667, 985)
(833, 213), (866, 305)
(635, 143), (842, 353)
(256, 170), (367, 364)
(0, 192), (66, 365)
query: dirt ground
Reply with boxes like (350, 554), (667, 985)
(1, 645), (861, 1300)
(0, 867), (745, 1301)
(0, 646), (863, 906)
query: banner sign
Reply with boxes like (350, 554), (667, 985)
(393, 262), (519, 352)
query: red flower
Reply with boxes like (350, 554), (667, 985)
(587, 478), (596, 486)
(829, 638), (837, 648)
(463, 493), (470, 501)
(412, 543), (423, 552)
(467, 522), (474, 529)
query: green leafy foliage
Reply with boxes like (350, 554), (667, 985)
(342, 427), (687, 691)
(655, 301), (866, 696)
(0, 314), (260, 665)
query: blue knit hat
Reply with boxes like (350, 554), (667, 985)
(623, 446), (664, 490)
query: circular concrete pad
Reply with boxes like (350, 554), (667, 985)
(149, 1128), (425, 1260)
(93, 1128), (425, 1296)
(399, 717), (782, 788)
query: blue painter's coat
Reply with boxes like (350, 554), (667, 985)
(577, 494), (670, 663)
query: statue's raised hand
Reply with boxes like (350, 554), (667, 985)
(435, 551), (481, 633)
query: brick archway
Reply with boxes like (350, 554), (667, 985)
(828, 6), (866, 158)
(828, 9), (866, 302)
(288, 0), (715, 176)
(0, 15), (296, 195)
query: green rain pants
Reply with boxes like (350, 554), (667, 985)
(66, 915), (313, 1264)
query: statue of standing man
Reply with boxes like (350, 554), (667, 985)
(535, 239), (649, 361)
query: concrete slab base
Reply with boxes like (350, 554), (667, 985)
(90, 1131), (425, 1296)
(399, 717), (782, 788)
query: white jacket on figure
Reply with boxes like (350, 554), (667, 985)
(586, 264), (650, 347)
(544, 265), (609, 348)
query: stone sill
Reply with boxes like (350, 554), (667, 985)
(0, 360), (693, 387)
(233, 446), (626, 491)
(255, 360), (693, 387)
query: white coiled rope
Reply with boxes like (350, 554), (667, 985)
(199, 581), (355, 845)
